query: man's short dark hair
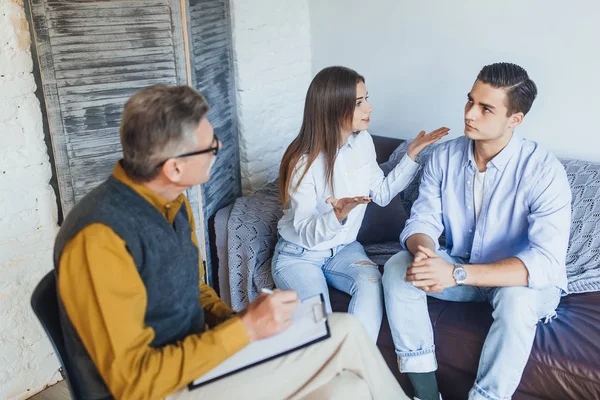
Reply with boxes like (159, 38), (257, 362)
(477, 62), (538, 116)
(119, 85), (209, 182)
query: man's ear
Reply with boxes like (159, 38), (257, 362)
(509, 112), (524, 129)
(161, 158), (184, 183)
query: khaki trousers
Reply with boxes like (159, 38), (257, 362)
(167, 313), (408, 400)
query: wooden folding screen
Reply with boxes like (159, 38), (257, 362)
(27, 0), (240, 284)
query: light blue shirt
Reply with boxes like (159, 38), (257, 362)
(400, 134), (572, 292)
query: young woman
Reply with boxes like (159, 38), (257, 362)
(272, 66), (448, 341)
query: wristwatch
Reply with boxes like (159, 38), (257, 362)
(453, 264), (467, 286)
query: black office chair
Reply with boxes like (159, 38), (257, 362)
(31, 270), (80, 399)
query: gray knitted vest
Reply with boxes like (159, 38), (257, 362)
(54, 175), (204, 399)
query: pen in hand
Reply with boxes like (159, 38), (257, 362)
(239, 288), (298, 341)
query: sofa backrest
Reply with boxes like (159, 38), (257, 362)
(372, 135), (405, 163)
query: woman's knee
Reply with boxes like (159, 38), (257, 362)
(354, 264), (382, 285)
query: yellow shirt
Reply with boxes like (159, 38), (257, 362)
(57, 163), (250, 399)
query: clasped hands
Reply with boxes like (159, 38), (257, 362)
(404, 246), (457, 293)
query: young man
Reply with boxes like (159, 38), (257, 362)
(54, 85), (408, 399)
(382, 63), (572, 400)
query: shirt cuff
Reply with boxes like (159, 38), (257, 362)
(514, 249), (551, 289)
(400, 224), (440, 250)
(324, 208), (345, 231)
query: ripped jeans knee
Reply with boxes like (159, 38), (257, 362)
(350, 260), (381, 283)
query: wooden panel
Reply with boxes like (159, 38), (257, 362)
(45, 5), (170, 20)
(29, 0), (188, 213)
(187, 0), (241, 284)
(28, 0), (234, 284)
(47, 22), (173, 37)
(189, 0), (241, 216)
(50, 30), (173, 46)
(57, 70), (177, 89)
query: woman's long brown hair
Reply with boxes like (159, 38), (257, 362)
(279, 66), (365, 207)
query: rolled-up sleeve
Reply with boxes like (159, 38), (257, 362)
(515, 161), (571, 290)
(400, 151), (444, 249)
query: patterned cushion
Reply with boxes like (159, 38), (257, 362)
(562, 159), (600, 293)
(226, 182), (282, 310)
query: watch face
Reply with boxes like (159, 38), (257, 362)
(454, 267), (467, 281)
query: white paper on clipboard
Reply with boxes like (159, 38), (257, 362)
(189, 294), (329, 389)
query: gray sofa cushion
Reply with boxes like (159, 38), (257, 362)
(357, 197), (408, 245)
(562, 159), (600, 293)
(362, 241), (404, 266)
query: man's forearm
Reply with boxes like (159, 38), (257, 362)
(463, 257), (529, 287)
(406, 234), (436, 256)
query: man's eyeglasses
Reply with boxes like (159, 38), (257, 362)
(156, 134), (220, 168)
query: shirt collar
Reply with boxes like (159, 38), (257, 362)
(464, 133), (523, 172)
(112, 161), (186, 218)
(490, 133), (522, 171)
(345, 131), (360, 149)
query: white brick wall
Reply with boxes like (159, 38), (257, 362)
(229, 0), (313, 193)
(0, 0), (61, 398)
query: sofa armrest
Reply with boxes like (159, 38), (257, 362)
(209, 182), (282, 310)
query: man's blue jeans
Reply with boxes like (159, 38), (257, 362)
(272, 238), (383, 342)
(382, 250), (561, 400)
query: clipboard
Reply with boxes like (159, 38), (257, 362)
(188, 293), (330, 390)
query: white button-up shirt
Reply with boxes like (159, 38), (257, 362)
(278, 131), (420, 250)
